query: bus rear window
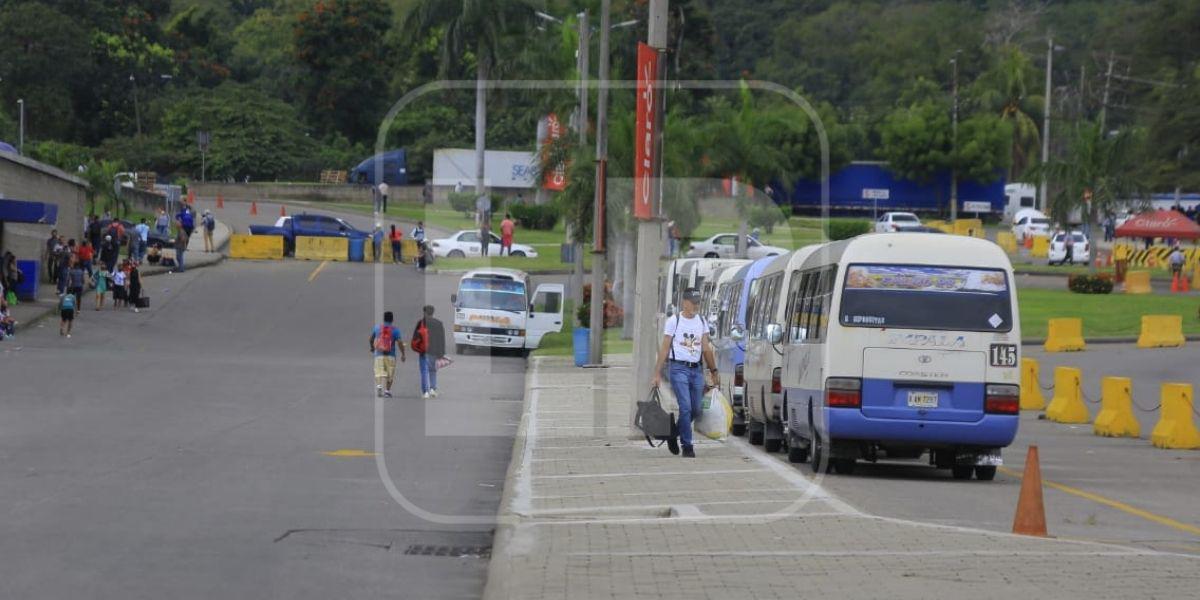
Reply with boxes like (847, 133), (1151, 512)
(838, 264), (1012, 332)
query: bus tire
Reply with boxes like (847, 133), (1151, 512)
(748, 421), (764, 445)
(731, 423), (746, 437)
(951, 465), (974, 480)
(809, 425), (827, 474)
(787, 442), (809, 464)
(974, 465), (997, 481)
(764, 437), (782, 453)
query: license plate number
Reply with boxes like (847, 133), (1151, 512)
(907, 391), (939, 408)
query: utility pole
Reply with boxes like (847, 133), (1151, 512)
(587, 0), (611, 366)
(569, 10), (590, 307)
(1040, 37), (1055, 212)
(950, 50), (960, 222)
(1099, 51), (1115, 134)
(631, 0), (668, 418)
(16, 99), (24, 154)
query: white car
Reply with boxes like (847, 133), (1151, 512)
(430, 230), (539, 258)
(685, 233), (787, 260)
(1048, 231), (1091, 265)
(873, 212), (923, 232)
(1011, 209), (1052, 242)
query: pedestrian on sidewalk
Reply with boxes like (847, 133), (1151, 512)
(58, 287), (77, 338)
(201, 210), (216, 252)
(372, 226), (384, 263)
(65, 256), (87, 313)
(128, 261), (142, 313)
(1063, 231), (1075, 265)
(377, 181), (389, 213)
(111, 261), (128, 309)
(93, 265), (108, 310)
(0, 299), (15, 339)
(174, 228), (189, 272)
(500, 213), (515, 256)
(176, 205), (195, 238)
(154, 209), (170, 239)
(100, 234), (119, 273)
(416, 241), (429, 273)
(389, 224), (403, 263)
(44, 229), (59, 283)
(480, 218), (492, 257)
(411, 305), (446, 399)
(2, 252), (21, 304)
(78, 240), (95, 277)
(411, 221), (426, 244)
(369, 311), (406, 398)
(1169, 245), (1185, 279)
(650, 288), (720, 458)
(134, 218), (149, 261)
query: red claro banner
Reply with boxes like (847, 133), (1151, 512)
(542, 113), (567, 191)
(634, 42), (658, 221)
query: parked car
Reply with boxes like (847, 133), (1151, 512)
(98, 219), (173, 250)
(247, 214), (370, 254)
(1048, 231), (1091, 265)
(685, 233), (787, 260)
(873, 212), (923, 232)
(1011, 209), (1052, 242)
(430, 230), (539, 258)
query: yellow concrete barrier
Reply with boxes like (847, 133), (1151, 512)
(953, 219), (984, 238)
(294, 236), (348, 261)
(1150, 383), (1200, 450)
(1043, 318), (1086, 352)
(1030, 235), (1050, 258)
(1045, 366), (1089, 424)
(995, 231), (1018, 254)
(229, 234), (284, 259)
(402, 238), (418, 261)
(1137, 315), (1185, 349)
(1093, 376), (1140, 438)
(1020, 358), (1046, 411)
(363, 240), (393, 262)
(1123, 270), (1152, 294)
(925, 219), (945, 231)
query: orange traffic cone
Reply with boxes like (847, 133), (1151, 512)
(1171, 274), (1180, 293)
(1024, 235), (1034, 249)
(216, 194), (224, 209)
(250, 201), (258, 216)
(1012, 445), (1048, 537)
(279, 204), (287, 217)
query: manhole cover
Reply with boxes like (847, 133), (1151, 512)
(402, 544), (492, 558)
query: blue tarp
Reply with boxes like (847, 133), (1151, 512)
(0, 198), (58, 224)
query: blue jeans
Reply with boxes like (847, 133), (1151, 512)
(669, 362), (705, 448)
(176, 247), (185, 271)
(419, 354), (438, 393)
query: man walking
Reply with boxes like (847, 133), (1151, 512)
(480, 218), (492, 257)
(500, 213), (515, 256)
(377, 181), (389, 213)
(65, 256), (87, 314)
(154, 208), (170, 238)
(201, 210), (216, 252)
(174, 227), (189, 272)
(135, 218), (150, 261)
(370, 311), (406, 398)
(650, 288), (720, 458)
(411, 305), (446, 399)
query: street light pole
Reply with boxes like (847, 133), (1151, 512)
(1040, 37), (1055, 212)
(17, 98), (24, 154)
(587, 0), (611, 365)
(569, 10), (590, 307)
(950, 50), (960, 223)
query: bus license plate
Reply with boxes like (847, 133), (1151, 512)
(907, 391), (939, 408)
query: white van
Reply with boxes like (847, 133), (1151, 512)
(769, 234), (1020, 479)
(1003, 183), (1037, 223)
(660, 257), (748, 317)
(451, 268), (564, 354)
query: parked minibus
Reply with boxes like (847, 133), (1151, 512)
(767, 233), (1020, 479)
(450, 268), (565, 355)
(660, 257), (748, 317)
(711, 256), (777, 435)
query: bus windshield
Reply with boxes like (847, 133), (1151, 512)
(459, 278), (528, 312)
(838, 264), (1012, 332)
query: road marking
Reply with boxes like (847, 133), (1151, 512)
(307, 260), (329, 282)
(999, 466), (1200, 537)
(322, 449), (377, 457)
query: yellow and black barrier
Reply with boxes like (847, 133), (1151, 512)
(953, 219), (985, 238)
(995, 231), (1018, 254)
(295, 236), (349, 261)
(1093, 376), (1140, 438)
(363, 240), (393, 262)
(229, 234), (284, 260)
(1116, 244), (1200, 269)
(1046, 366), (1089, 424)
(1020, 358), (1046, 411)
(1150, 383), (1200, 450)
(1137, 315), (1185, 348)
(1044, 318), (1086, 352)
(1123, 270), (1152, 294)
(1030, 235), (1050, 258)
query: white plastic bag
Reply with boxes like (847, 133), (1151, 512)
(695, 387), (733, 441)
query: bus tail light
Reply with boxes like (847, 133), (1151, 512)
(734, 364), (744, 388)
(771, 367), (782, 394)
(985, 384), (1020, 414)
(826, 377), (861, 408)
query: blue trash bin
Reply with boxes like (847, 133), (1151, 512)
(348, 238), (365, 262)
(573, 327), (590, 367)
(15, 260), (39, 301)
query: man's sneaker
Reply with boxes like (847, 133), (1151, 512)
(383, 390), (393, 398)
(376, 385), (383, 398)
(681, 446), (695, 458)
(430, 389), (439, 398)
(422, 392), (430, 399)
(666, 437), (680, 455)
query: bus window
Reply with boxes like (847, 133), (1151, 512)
(789, 272), (814, 342)
(808, 266), (837, 341)
(839, 264), (1012, 332)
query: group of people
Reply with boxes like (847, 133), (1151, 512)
(369, 306), (447, 399)
(52, 245), (145, 338)
(370, 221), (433, 271)
(478, 213), (517, 257)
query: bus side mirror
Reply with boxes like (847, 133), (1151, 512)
(450, 293), (457, 304)
(729, 325), (745, 341)
(766, 323), (784, 345)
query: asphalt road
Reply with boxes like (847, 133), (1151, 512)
(0, 260), (529, 599)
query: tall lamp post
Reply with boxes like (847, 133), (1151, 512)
(1040, 38), (1064, 212)
(949, 49), (961, 223)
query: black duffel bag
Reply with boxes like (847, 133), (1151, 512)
(634, 387), (680, 455)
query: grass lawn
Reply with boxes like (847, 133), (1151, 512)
(338, 201), (571, 246)
(1012, 261), (1176, 280)
(533, 300), (633, 357)
(1018, 288), (1200, 339)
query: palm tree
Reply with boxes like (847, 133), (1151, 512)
(403, 0), (538, 198)
(973, 46), (1042, 181)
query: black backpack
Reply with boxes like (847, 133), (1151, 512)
(634, 387), (680, 454)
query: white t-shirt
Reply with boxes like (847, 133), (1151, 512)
(663, 314), (707, 363)
(112, 271), (126, 286)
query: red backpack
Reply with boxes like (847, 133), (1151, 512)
(411, 320), (428, 354)
(374, 325), (396, 353)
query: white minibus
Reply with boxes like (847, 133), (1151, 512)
(450, 268), (564, 355)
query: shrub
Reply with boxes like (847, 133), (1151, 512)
(509, 203), (560, 230)
(448, 192), (475, 215)
(1067, 273), (1114, 294)
(748, 205), (787, 234)
(827, 220), (872, 241)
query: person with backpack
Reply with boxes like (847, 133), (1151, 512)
(369, 311), (407, 398)
(650, 288), (719, 458)
(411, 305), (446, 399)
(176, 206), (195, 238)
(201, 210), (216, 252)
(59, 285), (77, 338)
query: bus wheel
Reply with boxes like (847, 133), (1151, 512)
(731, 423), (746, 437)
(832, 458), (856, 475)
(787, 440), (809, 464)
(748, 420), (764, 445)
(809, 426), (826, 474)
(974, 466), (997, 481)
(951, 465), (974, 480)
(764, 437), (782, 453)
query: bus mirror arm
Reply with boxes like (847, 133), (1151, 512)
(450, 293), (457, 304)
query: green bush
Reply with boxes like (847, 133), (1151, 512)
(1067, 273), (1114, 294)
(509, 203), (560, 230)
(827, 220), (872, 241)
(448, 192), (475, 215)
(748, 205), (788, 234)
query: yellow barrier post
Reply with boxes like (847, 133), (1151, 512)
(1031, 235), (1050, 258)
(294, 236), (349, 261)
(1045, 366), (1089, 424)
(1093, 377), (1140, 438)
(1150, 383), (1200, 450)
(1043, 318), (1086, 352)
(996, 232), (1018, 254)
(953, 219), (984, 237)
(1136, 315), (1185, 348)
(364, 240), (393, 263)
(401, 239), (418, 264)
(228, 234), (284, 260)
(1020, 358), (1046, 410)
(1123, 270), (1152, 294)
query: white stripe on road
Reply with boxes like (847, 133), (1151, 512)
(532, 468), (769, 480)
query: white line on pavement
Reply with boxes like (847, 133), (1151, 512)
(532, 468), (769, 480)
(562, 550), (1154, 558)
(532, 487), (802, 500)
(729, 436), (861, 515)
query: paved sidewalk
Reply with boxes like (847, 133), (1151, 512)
(484, 355), (1200, 600)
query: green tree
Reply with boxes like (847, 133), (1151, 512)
(0, 2), (91, 142)
(971, 46), (1041, 180)
(877, 99), (952, 184)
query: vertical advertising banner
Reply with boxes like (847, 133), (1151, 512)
(634, 42), (659, 221)
(541, 113), (567, 191)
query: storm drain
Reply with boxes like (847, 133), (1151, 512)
(403, 544), (492, 558)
